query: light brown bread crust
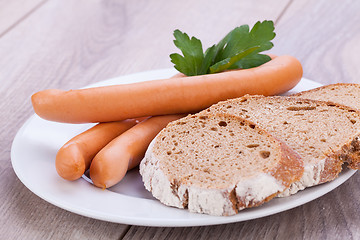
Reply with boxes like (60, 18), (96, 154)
(236, 139), (303, 209)
(292, 83), (360, 113)
(292, 83), (360, 171)
(269, 140), (304, 186)
(206, 95), (360, 196)
(308, 101), (360, 172)
(140, 113), (303, 216)
(293, 83), (360, 97)
(326, 134), (360, 171)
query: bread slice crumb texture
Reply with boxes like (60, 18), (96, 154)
(140, 113), (303, 215)
(208, 96), (360, 166)
(207, 95), (360, 194)
(153, 114), (280, 189)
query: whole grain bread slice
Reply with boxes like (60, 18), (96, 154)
(292, 83), (360, 111)
(206, 95), (360, 196)
(140, 113), (303, 216)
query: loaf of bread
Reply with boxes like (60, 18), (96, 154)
(139, 113), (303, 216)
(293, 83), (360, 111)
(206, 95), (360, 196)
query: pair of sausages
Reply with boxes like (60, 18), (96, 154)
(56, 115), (183, 188)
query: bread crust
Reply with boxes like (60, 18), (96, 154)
(235, 138), (303, 210)
(291, 96), (360, 171)
(292, 83), (360, 98)
(326, 134), (360, 171)
(292, 84), (360, 171)
(207, 95), (360, 197)
(282, 96), (360, 172)
(268, 140), (303, 186)
(140, 114), (304, 216)
(279, 99), (360, 196)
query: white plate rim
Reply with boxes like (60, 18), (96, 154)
(11, 68), (357, 227)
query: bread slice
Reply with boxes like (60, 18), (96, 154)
(293, 83), (360, 111)
(140, 113), (303, 216)
(206, 95), (360, 196)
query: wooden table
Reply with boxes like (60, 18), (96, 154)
(1, 0), (359, 239)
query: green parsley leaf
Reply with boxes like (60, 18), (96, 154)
(170, 30), (204, 76)
(209, 46), (260, 74)
(200, 44), (217, 74)
(170, 20), (275, 76)
(233, 54), (272, 69)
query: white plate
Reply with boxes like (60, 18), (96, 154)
(11, 68), (357, 227)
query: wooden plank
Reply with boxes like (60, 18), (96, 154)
(272, 0), (360, 84)
(123, 175), (360, 240)
(123, 0), (360, 239)
(0, 0), (290, 238)
(2, 0), (358, 239)
(0, 1), (133, 239)
(0, 166), (129, 239)
(0, 0), (291, 92)
(0, 0), (47, 36)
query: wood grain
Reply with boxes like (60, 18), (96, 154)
(123, 174), (360, 240)
(0, 0), (47, 36)
(0, 0), (291, 92)
(272, 0), (360, 84)
(123, 0), (360, 239)
(0, 0), (289, 238)
(0, 0), (359, 239)
(0, 167), (129, 239)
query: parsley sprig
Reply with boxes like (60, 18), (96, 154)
(170, 20), (275, 76)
